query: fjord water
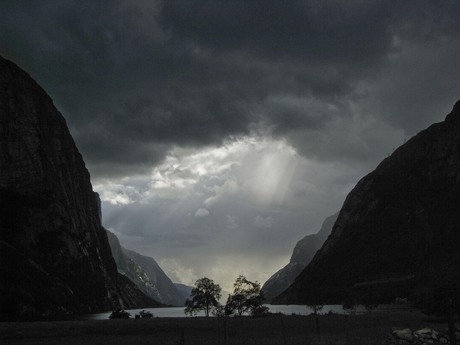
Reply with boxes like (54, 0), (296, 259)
(83, 305), (345, 320)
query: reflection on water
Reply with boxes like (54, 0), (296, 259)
(81, 305), (345, 320)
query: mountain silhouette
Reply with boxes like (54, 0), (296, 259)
(275, 100), (460, 308)
(262, 213), (338, 302)
(0, 56), (158, 320)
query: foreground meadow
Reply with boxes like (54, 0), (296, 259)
(0, 309), (454, 345)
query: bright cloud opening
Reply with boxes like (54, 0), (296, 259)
(195, 208), (210, 217)
(96, 135), (356, 290)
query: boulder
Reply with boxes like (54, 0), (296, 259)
(394, 329), (414, 341)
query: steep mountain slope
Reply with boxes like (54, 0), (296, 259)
(0, 56), (158, 320)
(174, 283), (194, 303)
(106, 230), (184, 306)
(262, 213), (338, 302)
(275, 100), (460, 306)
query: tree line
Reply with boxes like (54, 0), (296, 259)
(184, 275), (269, 317)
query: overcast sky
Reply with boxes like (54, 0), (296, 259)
(2, 0), (459, 291)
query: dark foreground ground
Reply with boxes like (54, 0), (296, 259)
(0, 309), (456, 345)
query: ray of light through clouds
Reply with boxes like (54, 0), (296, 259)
(2, 0), (459, 291)
(94, 137), (361, 290)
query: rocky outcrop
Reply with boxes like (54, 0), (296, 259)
(275, 100), (460, 306)
(388, 328), (459, 345)
(261, 213), (338, 302)
(0, 56), (158, 320)
(106, 230), (184, 306)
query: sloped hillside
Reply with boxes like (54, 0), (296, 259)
(275, 100), (460, 307)
(0, 56), (158, 320)
(262, 213), (338, 301)
(107, 230), (184, 306)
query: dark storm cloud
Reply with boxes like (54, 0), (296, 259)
(161, 1), (393, 66)
(4, 0), (460, 291)
(1, 0), (459, 177)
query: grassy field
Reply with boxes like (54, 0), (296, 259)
(0, 309), (454, 345)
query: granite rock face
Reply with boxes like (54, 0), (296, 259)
(275, 100), (460, 305)
(0, 56), (157, 320)
(106, 230), (185, 306)
(261, 213), (338, 302)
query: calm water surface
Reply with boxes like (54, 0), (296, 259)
(82, 305), (345, 320)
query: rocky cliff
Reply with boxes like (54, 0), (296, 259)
(0, 56), (158, 320)
(106, 230), (184, 306)
(275, 100), (460, 307)
(261, 213), (338, 302)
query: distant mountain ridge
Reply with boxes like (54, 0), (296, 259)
(262, 213), (338, 301)
(174, 283), (194, 303)
(0, 56), (158, 320)
(275, 100), (460, 306)
(106, 230), (184, 306)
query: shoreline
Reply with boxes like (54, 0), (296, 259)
(1, 309), (456, 345)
